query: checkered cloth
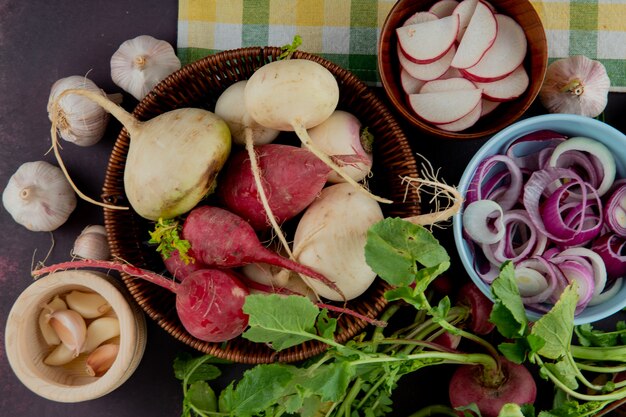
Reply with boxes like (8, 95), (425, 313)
(177, 0), (626, 91)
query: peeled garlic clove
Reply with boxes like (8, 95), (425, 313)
(539, 55), (610, 118)
(82, 316), (120, 353)
(48, 309), (87, 356)
(38, 295), (68, 345)
(65, 290), (112, 319)
(47, 75), (111, 146)
(85, 343), (119, 377)
(111, 35), (181, 101)
(1, 161), (77, 232)
(44, 343), (76, 366)
(72, 225), (111, 260)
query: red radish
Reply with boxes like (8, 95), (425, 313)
(33, 261), (249, 343)
(436, 101), (482, 132)
(163, 249), (206, 281)
(217, 144), (330, 230)
(181, 205), (343, 296)
(450, 1), (497, 69)
(420, 77), (476, 93)
(432, 331), (462, 350)
(457, 282), (495, 335)
(400, 68), (426, 94)
(480, 98), (500, 116)
(408, 88), (482, 124)
(452, 0), (479, 42)
(461, 14), (527, 82)
(448, 357), (537, 417)
(403, 11), (438, 26)
(397, 15), (460, 64)
(429, 0), (459, 18)
(475, 65), (529, 101)
(398, 44), (456, 81)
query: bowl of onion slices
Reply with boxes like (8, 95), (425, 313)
(454, 114), (626, 324)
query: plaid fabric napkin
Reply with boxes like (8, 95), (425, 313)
(177, 0), (626, 90)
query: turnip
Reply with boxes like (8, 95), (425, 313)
(33, 261), (249, 343)
(305, 110), (373, 183)
(49, 89), (231, 220)
(243, 58), (391, 204)
(181, 205), (343, 297)
(217, 144), (332, 231)
(293, 183), (384, 301)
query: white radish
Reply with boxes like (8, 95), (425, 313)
(293, 183), (384, 301)
(49, 89), (231, 220)
(244, 58), (390, 204)
(408, 89), (482, 124)
(398, 44), (456, 81)
(241, 263), (317, 301)
(450, 1), (497, 69)
(305, 110), (373, 183)
(474, 65), (529, 102)
(429, 0), (460, 18)
(396, 15), (460, 64)
(461, 14), (527, 82)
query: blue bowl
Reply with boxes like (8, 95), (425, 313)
(453, 114), (626, 324)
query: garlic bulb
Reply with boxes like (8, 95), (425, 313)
(539, 55), (610, 118)
(2, 161), (77, 231)
(111, 35), (181, 101)
(72, 225), (111, 260)
(47, 76), (112, 146)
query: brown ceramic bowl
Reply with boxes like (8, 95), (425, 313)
(378, 0), (548, 140)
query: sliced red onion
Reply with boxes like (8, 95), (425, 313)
(603, 184), (626, 237)
(506, 130), (566, 170)
(552, 259), (595, 312)
(466, 155), (523, 211)
(462, 200), (505, 244)
(543, 150), (600, 191)
(559, 247), (607, 300)
(591, 233), (626, 280)
(483, 210), (547, 264)
(548, 136), (616, 197)
(587, 278), (623, 306)
(514, 256), (557, 304)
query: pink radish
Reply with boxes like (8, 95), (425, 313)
(419, 77), (476, 93)
(398, 44), (456, 81)
(400, 68), (426, 94)
(397, 15), (460, 64)
(450, 1), (497, 69)
(408, 88), (482, 124)
(436, 101), (482, 132)
(452, 0), (479, 42)
(448, 357), (537, 417)
(181, 205), (343, 297)
(403, 11), (438, 26)
(217, 144), (331, 230)
(429, 0), (460, 18)
(34, 261), (250, 343)
(474, 65), (530, 102)
(457, 282), (495, 335)
(461, 14), (528, 82)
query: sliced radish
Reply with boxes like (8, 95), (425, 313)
(429, 0), (460, 18)
(475, 65), (529, 101)
(400, 68), (426, 94)
(403, 11), (439, 26)
(398, 43), (455, 81)
(461, 14), (527, 82)
(451, 1), (497, 69)
(420, 77), (476, 93)
(408, 88), (482, 124)
(480, 99), (500, 116)
(452, 0), (479, 42)
(437, 100), (482, 131)
(397, 15), (460, 64)
(438, 66), (463, 80)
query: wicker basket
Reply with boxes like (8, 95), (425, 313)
(102, 47), (421, 364)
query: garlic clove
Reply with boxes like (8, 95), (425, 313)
(47, 309), (87, 357)
(44, 342), (77, 366)
(71, 224), (111, 260)
(1, 161), (77, 232)
(38, 295), (68, 345)
(111, 35), (181, 101)
(539, 55), (610, 118)
(65, 289), (112, 319)
(82, 316), (120, 353)
(47, 75), (112, 146)
(85, 343), (119, 377)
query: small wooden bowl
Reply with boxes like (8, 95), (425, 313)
(4, 270), (147, 402)
(378, 0), (548, 140)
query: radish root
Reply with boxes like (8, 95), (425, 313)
(402, 154), (463, 228)
(50, 88), (137, 211)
